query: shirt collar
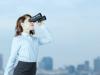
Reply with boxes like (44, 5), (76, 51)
(21, 32), (30, 36)
(21, 32), (37, 38)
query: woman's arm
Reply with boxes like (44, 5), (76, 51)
(38, 25), (53, 45)
(4, 37), (21, 75)
(34, 23), (53, 45)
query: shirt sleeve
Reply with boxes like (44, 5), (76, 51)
(4, 37), (21, 75)
(35, 25), (53, 45)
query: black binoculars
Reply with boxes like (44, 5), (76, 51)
(29, 13), (46, 22)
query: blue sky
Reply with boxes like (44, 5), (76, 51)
(0, 0), (100, 69)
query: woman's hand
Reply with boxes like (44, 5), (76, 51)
(35, 21), (45, 26)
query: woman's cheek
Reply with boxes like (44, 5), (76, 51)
(22, 25), (29, 31)
(30, 26), (34, 30)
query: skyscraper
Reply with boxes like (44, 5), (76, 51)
(38, 57), (53, 70)
(84, 60), (90, 71)
(94, 57), (100, 72)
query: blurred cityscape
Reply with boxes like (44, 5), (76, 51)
(0, 54), (100, 75)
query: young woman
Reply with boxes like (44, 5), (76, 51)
(4, 14), (53, 75)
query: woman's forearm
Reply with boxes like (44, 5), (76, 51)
(37, 25), (53, 45)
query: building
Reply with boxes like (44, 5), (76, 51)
(38, 57), (53, 70)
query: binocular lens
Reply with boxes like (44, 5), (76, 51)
(29, 13), (46, 22)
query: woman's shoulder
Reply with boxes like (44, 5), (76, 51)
(11, 36), (22, 46)
(13, 35), (22, 41)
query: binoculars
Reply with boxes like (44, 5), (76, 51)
(29, 13), (46, 22)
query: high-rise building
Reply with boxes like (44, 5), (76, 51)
(66, 65), (76, 73)
(77, 64), (85, 72)
(38, 57), (53, 70)
(84, 60), (90, 71)
(77, 60), (90, 72)
(94, 57), (100, 72)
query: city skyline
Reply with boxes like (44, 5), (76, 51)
(1, 53), (100, 75)
(1, 53), (100, 70)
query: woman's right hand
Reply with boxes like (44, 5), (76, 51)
(35, 21), (45, 26)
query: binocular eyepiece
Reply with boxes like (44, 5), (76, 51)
(29, 13), (46, 22)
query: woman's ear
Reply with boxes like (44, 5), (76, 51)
(21, 22), (24, 26)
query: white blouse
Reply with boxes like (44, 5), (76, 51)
(4, 25), (53, 75)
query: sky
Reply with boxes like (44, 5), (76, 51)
(0, 0), (100, 69)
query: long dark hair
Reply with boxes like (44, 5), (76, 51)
(15, 14), (35, 36)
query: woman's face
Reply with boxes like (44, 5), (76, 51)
(21, 16), (34, 31)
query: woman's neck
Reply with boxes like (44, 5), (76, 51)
(23, 29), (30, 34)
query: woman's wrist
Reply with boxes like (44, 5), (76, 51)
(35, 21), (46, 29)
